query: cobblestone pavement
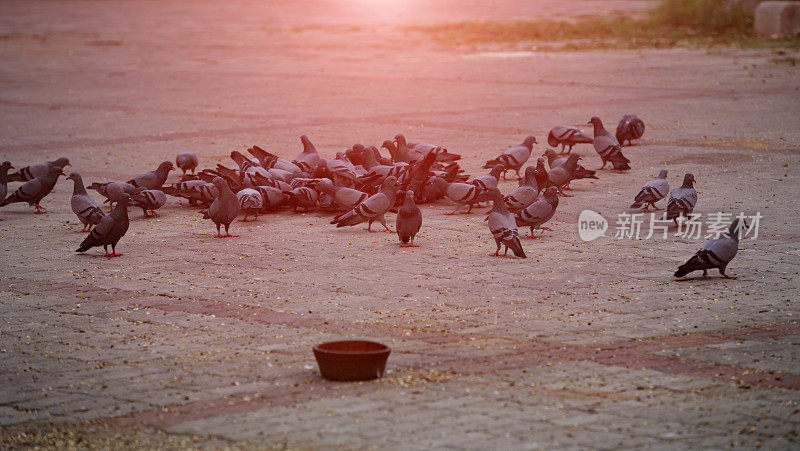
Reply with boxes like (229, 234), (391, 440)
(1, 0), (799, 448)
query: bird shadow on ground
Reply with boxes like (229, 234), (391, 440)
(673, 275), (735, 283)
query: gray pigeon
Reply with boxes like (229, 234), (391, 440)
(588, 117), (631, 170)
(127, 161), (174, 189)
(293, 135), (322, 173)
(630, 169), (669, 211)
(7, 157), (70, 182)
(515, 186), (559, 238)
(176, 152), (199, 176)
(235, 188), (264, 221)
(76, 193), (130, 258)
(288, 186), (318, 212)
(615, 114), (645, 146)
(675, 219), (744, 279)
(547, 153), (581, 197)
(396, 190), (422, 247)
(255, 186), (289, 212)
(543, 148), (598, 182)
(482, 136), (536, 179)
(129, 189), (167, 217)
(504, 166), (538, 212)
(331, 176), (399, 232)
(424, 177), (485, 214)
(0, 161), (12, 210)
(162, 180), (217, 206)
(666, 173), (697, 224)
(0, 166), (64, 213)
(89, 181), (141, 211)
(67, 173), (105, 232)
(200, 177), (240, 238)
(547, 126), (593, 154)
(311, 180), (369, 212)
(485, 188), (526, 258)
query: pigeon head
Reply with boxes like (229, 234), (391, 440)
(682, 173), (695, 187)
(537, 156), (546, 165)
(729, 218), (747, 238)
(543, 186), (559, 197)
(543, 148), (557, 159)
(382, 176), (399, 191)
(588, 117), (602, 126)
(524, 166), (536, 178)
(381, 140), (396, 151)
(66, 172), (82, 182)
(393, 134), (407, 146)
(1, 161), (12, 170)
(54, 157), (71, 167)
(490, 164), (505, 177)
(523, 135), (537, 148)
(658, 169), (668, 179)
(158, 161), (175, 172)
(48, 166), (65, 177)
(404, 190), (415, 203)
(352, 143), (365, 152)
(211, 176), (230, 191)
(300, 135), (316, 152)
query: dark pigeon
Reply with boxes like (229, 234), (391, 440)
(0, 166), (64, 213)
(589, 117), (631, 170)
(200, 177), (240, 238)
(482, 136), (536, 179)
(396, 190), (422, 247)
(127, 161), (174, 190)
(666, 173), (697, 225)
(485, 188), (526, 258)
(630, 169), (669, 211)
(547, 126), (593, 154)
(7, 157), (70, 183)
(675, 219), (744, 279)
(176, 152), (199, 176)
(76, 193), (131, 258)
(616, 114), (645, 146)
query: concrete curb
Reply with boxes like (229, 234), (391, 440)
(754, 1), (800, 37)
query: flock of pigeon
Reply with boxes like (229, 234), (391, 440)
(0, 114), (742, 279)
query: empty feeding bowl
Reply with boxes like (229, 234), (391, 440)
(313, 340), (391, 381)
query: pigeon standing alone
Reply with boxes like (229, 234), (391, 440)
(666, 173), (698, 225)
(616, 114), (645, 146)
(200, 177), (240, 238)
(396, 190), (422, 247)
(547, 126), (593, 154)
(176, 152), (199, 176)
(675, 219), (744, 279)
(630, 169), (669, 211)
(0, 166), (64, 213)
(7, 157), (70, 182)
(67, 173), (105, 232)
(127, 161), (174, 190)
(485, 188), (526, 258)
(76, 193), (131, 258)
(482, 136), (536, 179)
(588, 117), (631, 170)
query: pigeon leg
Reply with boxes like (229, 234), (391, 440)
(378, 215), (394, 233)
(33, 204), (46, 214)
(503, 246), (509, 256)
(103, 245), (110, 258)
(214, 223), (223, 238)
(651, 204), (663, 211)
(562, 184), (572, 191)
(222, 224), (239, 238)
(559, 144), (566, 155)
(557, 187), (574, 198)
(595, 161), (607, 170)
(409, 238), (419, 247)
(702, 269), (708, 277)
(539, 227), (553, 231)
(149, 210), (159, 217)
(444, 208), (461, 215)
(720, 267), (737, 279)
(239, 215), (250, 222)
(642, 204), (651, 212)
(364, 219), (378, 232)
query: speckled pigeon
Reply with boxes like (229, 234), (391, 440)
(129, 189), (167, 217)
(515, 186), (559, 238)
(7, 157), (70, 182)
(588, 117), (630, 170)
(67, 173), (105, 231)
(200, 177), (240, 238)
(482, 136), (536, 179)
(396, 190), (422, 247)
(543, 148), (598, 181)
(76, 193), (130, 258)
(288, 186), (319, 212)
(176, 152), (199, 176)
(235, 188), (263, 221)
(547, 153), (581, 197)
(163, 180), (218, 206)
(88, 181), (141, 211)
(630, 169), (669, 211)
(424, 177), (485, 214)
(127, 161), (174, 189)
(547, 126), (593, 154)
(504, 167), (538, 212)
(311, 180), (369, 212)
(666, 173), (697, 224)
(331, 176), (399, 232)
(615, 114), (645, 146)
(675, 219), (744, 279)
(292, 135), (322, 173)
(0, 166), (64, 213)
(485, 188), (526, 258)
(533, 157), (549, 196)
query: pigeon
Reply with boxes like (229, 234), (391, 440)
(331, 176), (399, 232)
(543, 148), (598, 181)
(66, 173), (105, 232)
(162, 180), (218, 206)
(176, 152), (199, 176)
(0, 166), (64, 213)
(311, 180), (369, 212)
(515, 186), (559, 238)
(247, 145), (304, 174)
(382, 139), (409, 163)
(292, 135), (322, 173)
(675, 219), (744, 279)
(129, 189), (167, 217)
(396, 190), (422, 247)
(0, 161), (12, 210)
(666, 173), (697, 225)
(326, 152), (358, 187)
(547, 153), (581, 197)
(424, 177), (485, 214)
(76, 193), (131, 258)
(616, 114), (645, 147)
(630, 169), (669, 211)
(533, 157), (549, 196)
(127, 161), (174, 189)
(588, 117), (631, 170)
(485, 188), (526, 258)
(393, 135), (426, 163)
(88, 182), (141, 211)
(7, 157), (70, 183)
(255, 186), (289, 212)
(482, 136), (536, 179)
(547, 126), (593, 154)
(472, 164), (504, 191)
(200, 177), (240, 238)
(288, 186), (318, 212)
(504, 167), (538, 212)
(235, 188), (264, 221)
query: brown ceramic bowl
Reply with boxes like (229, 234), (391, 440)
(313, 340), (391, 381)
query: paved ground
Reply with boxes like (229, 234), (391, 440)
(1, 0), (799, 448)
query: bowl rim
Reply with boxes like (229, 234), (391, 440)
(313, 339), (390, 355)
